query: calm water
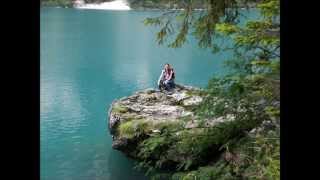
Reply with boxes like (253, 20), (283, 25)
(40, 7), (256, 180)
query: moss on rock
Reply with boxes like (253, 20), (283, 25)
(111, 103), (129, 114)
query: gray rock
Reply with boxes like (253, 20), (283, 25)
(112, 138), (129, 150)
(107, 84), (234, 157)
(182, 96), (203, 106)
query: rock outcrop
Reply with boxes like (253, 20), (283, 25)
(108, 85), (198, 149)
(107, 84), (235, 158)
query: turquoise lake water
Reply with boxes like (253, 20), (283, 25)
(40, 7), (257, 180)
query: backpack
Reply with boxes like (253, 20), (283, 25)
(172, 69), (175, 79)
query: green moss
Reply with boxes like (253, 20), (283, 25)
(118, 121), (136, 139)
(112, 104), (129, 114)
(118, 118), (186, 139)
(118, 120), (152, 139)
(137, 120), (153, 134)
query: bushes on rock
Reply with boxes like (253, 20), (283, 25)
(128, 0), (280, 179)
(118, 120), (152, 139)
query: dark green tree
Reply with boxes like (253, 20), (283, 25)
(139, 0), (280, 179)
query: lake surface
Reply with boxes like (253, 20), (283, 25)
(40, 7), (256, 180)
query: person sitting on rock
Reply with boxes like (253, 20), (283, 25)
(157, 63), (175, 91)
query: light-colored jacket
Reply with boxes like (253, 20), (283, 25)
(157, 70), (165, 86)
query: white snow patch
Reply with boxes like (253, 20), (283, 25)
(75, 0), (131, 10)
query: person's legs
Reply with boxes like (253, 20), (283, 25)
(158, 80), (164, 90)
(170, 80), (175, 89)
(163, 80), (169, 91)
(164, 80), (174, 91)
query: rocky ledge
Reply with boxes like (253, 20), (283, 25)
(107, 84), (236, 159)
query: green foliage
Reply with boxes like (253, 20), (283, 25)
(168, 128), (280, 180)
(258, 0), (280, 18)
(118, 120), (152, 138)
(41, 0), (73, 7)
(265, 106), (280, 119)
(141, 0), (280, 179)
(143, 0), (249, 48)
(170, 160), (237, 180)
(143, 18), (162, 26)
(129, 0), (209, 10)
(215, 23), (239, 35)
(154, 121), (184, 133)
(138, 136), (167, 159)
(240, 130), (280, 179)
(195, 74), (279, 146)
(84, 0), (107, 3)
(136, 121), (183, 155)
(136, 133), (178, 175)
(135, 116), (262, 175)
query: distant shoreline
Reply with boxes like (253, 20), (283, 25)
(41, 1), (256, 11)
(41, 6), (254, 12)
